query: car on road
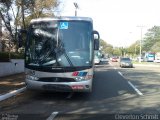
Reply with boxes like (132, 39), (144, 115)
(101, 56), (109, 62)
(154, 58), (160, 63)
(137, 57), (144, 62)
(120, 57), (133, 68)
(111, 57), (118, 62)
(94, 56), (101, 64)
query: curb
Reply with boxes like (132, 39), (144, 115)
(0, 87), (26, 102)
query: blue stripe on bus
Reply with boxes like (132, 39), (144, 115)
(78, 72), (87, 76)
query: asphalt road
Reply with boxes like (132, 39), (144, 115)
(0, 61), (160, 120)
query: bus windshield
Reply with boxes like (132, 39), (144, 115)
(25, 20), (93, 68)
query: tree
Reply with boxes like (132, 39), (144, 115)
(112, 47), (121, 56)
(16, 0), (60, 28)
(0, 0), (60, 52)
(150, 42), (160, 52)
(0, 0), (21, 52)
(100, 39), (113, 55)
(126, 40), (140, 57)
(143, 26), (160, 52)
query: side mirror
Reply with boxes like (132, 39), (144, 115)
(18, 29), (27, 48)
(93, 30), (100, 50)
(102, 54), (104, 58)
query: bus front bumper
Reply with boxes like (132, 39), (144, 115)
(26, 79), (92, 92)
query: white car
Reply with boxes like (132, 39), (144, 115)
(94, 57), (101, 64)
(101, 57), (109, 62)
(154, 59), (160, 63)
(137, 57), (144, 62)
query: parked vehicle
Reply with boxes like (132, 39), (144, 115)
(101, 56), (109, 62)
(144, 52), (155, 62)
(154, 58), (160, 63)
(18, 16), (100, 92)
(94, 50), (102, 64)
(154, 52), (160, 63)
(120, 57), (133, 68)
(111, 57), (118, 62)
(137, 57), (144, 62)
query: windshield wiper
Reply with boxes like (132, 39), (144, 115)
(30, 27), (74, 67)
(56, 28), (74, 67)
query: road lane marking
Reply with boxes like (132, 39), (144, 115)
(109, 62), (143, 96)
(128, 81), (143, 96)
(117, 71), (143, 96)
(0, 87), (26, 101)
(46, 112), (58, 120)
(19, 82), (25, 85)
(118, 71), (123, 76)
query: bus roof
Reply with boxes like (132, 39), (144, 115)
(30, 16), (93, 24)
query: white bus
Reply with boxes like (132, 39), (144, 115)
(19, 16), (100, 92)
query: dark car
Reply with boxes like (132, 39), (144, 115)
(120, 57), (133, 68)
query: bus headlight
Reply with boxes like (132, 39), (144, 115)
(75, 75), (93, 81)
(26, 70), (39, 80)
(75, 76), (85, 81)
(26, 75), (39, 80)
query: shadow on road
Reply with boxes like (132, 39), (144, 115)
(1, 64), (160, 116)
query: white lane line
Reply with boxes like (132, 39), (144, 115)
(19, 82), (25, 85)
(0, 87), (26, 101)
(117, 71), (143, 96)
(46, 112), (58, 120)
(118, 71), (123, 76)
(128, 81), (143, 96)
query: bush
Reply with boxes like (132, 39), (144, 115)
(0, 52), (24, 62)
(10, 52), (24, 59)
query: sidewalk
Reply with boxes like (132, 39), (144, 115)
(0, 73), (25, 95)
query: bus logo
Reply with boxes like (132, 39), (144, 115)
(60, 22), (68, 29)
(72, 71), (87, 77)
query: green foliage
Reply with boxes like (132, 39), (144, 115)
(10, 52), (24, 59)
(112, 47), (121, 56)
(126, 41), (140, 55)
(150, 42), (160, 52)
(16, 0), (59, 28)
(0, 0), (60, 51)
(143, 26), (160, 52)
(100, 39), (113, 55)
(0, 52), (9, 61)
(126, 26), (160, 57)
(0, 52), (24, 62)
(0, 0), (15, 39)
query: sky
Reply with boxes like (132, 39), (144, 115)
(56, 0), (160, 47)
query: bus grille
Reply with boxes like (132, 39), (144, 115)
(43, 84), (72, 92)
(37, 77), (75, 82)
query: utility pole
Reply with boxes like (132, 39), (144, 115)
(73, 2), (79, 16)
(137, 26), (145, 63)
(135, 44), (138, 55)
